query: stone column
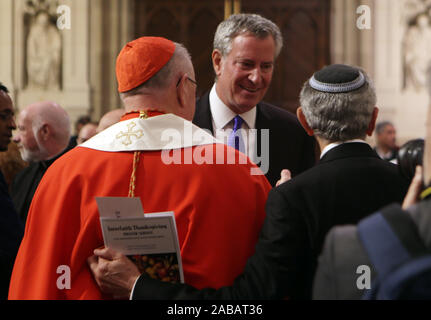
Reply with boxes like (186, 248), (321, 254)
(331, 0), (427, 145)
(331, 0), (374, 73)
(12, 0), (91, 127)
(0, 0), (15, 96)
(89, 0), (134, 120)
(2, 0), (135, 129)
(374, 0), (428, 143)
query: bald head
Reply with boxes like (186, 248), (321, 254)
(14, 101), (71, 161)
(97, 108), (124, 133)
(78, 123), (98, 144)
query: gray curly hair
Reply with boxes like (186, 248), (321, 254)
(299, 67), (377, 142)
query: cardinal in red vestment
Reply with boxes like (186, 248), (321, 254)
(8, 37), (271, 299)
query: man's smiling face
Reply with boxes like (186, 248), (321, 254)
(213, 34), (275, 114)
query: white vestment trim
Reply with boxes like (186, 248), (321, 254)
(80, 113), (219, 152)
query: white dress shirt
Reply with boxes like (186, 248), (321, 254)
(320, 139), (369, 159)
(209, 84), (257, 163)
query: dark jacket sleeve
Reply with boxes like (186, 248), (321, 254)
(312, 225), (375, 300)
(312, 228), (338, 300)
(132, 187), (308, 300)
(0, 173), (24, 300)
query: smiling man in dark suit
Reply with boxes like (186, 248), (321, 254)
(193, 13), (316, 186)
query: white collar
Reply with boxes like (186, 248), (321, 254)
(209, 84), (256, 129)
(320, 139), (368, 159)
(375, 147), (394, 159)
(80, 113), (218, 152)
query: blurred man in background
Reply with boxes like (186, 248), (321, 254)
(96, 108), (124, 133)
(77, 122), (98, 145)
(11, 101), (72, 222)
(374, 121), (399, 162)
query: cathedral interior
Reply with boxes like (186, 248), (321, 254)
(0, 0), (430, 144)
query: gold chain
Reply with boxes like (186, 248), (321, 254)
(128, 151), (141, 197)
(127, 110), (148, 197)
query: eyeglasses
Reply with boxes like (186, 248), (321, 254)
(176, 76), (197, 88)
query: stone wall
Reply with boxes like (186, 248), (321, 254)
(0, 0), (429, 143)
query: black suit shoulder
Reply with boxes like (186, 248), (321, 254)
(255, 101), (317, 184)
(193, 92), (212, 132)
(11, 162), (41, 221)
(11, 162), (40, 198)
(256, 101), (301, 128)
(11, 143), (74, 222)
(275, 144), (408, 246)
(276, 144), (408, 209)
(279, 148), (404, 192)
(12, 163), (37, 188)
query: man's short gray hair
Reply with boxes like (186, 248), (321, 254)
(213, 13), (283, 58)
(299, 67), (377, 142)
(120, 43), (191, 99)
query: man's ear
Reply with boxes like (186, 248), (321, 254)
(212, 50), (223, 77)
(176, 74), (189, 110)
(366, 107), (379, 137)
(38, 123), (50, 141)
(297, 107), (314, 136)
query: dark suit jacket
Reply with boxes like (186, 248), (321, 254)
(192, 92), (316, 186)
(0, 172), (24, 300)
(132, 143), (409, 300)
(11, 141), (74, 222)
(313, 198), (431, 300)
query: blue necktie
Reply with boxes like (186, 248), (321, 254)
(228, 115), (245, 153)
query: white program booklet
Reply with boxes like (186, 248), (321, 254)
(96, 197), (184, 283)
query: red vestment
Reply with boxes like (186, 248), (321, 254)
(9, 113), (270, 299)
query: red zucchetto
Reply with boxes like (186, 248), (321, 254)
(116, 37), (175, 93)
